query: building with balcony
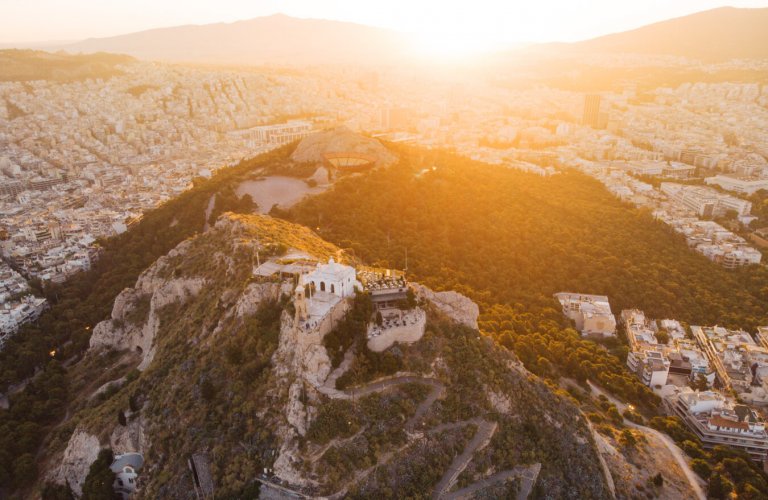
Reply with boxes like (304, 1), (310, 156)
(669, 388), (768, 463)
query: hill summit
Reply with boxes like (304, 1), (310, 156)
(42, 213), (609, 498)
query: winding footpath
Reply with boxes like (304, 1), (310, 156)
(587, 380), (706, 500)
(303, 350), (542, 499)
(444, 464), (542, 500)
(431, 418), (498, 499)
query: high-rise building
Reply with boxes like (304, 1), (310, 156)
(582, 94), (601, 128)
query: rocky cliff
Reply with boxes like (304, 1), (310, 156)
(47, 429), (101, 497)
(411, 282), (480, 330)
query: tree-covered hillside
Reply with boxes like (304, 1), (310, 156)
(0, 50), (135, 82)
(0, 144), (295, 492)
(287, 146), (768, 405)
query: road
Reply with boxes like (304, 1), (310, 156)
(587, 380), (706, 500)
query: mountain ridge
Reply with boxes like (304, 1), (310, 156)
(34, 7), (768, 66)
(59, 14), (410, 66)
(557, 6), (768, 61)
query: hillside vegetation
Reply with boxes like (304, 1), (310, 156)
(287, 146), (768, 404)
(0, 50), (134, 82)
(3, 133), (767, 496)
(0, 145), (296, 492)
(32, 214), (608, 498)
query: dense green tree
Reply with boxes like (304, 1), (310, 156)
(619, 429), (636, 449)
(652, 472), (664, 487)
(200, 378), (216, 402)
(691, 373), (710, 391)
(81, 449), (119, 500)
(41, 482), (75, 500)
(691, 458), (712, 479)
(12, 453), (36, 486)
(708, 473), (734, 500)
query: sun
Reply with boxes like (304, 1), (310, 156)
(408, 32), (500, 62)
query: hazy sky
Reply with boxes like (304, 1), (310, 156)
(1, 0), (767, 44)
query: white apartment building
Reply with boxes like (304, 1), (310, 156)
(705, 175), (768, 196)
(622, 309), (671, 387)
(627, 349), (670, 387)
(669, 388), (768, 462)
(232, 120), (313, 147)
(554, 292), (616, 337)
(661, 183), (752, 217)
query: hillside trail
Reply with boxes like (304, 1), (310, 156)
(306, 347), (542, 499)
(587, 380), (706, 500)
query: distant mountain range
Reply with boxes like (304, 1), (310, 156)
(60, 14), (410, 66)
(558, 7), (768, 61)
(46, 7), (768, 65)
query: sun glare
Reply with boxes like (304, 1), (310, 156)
(409, 33), (500, 61)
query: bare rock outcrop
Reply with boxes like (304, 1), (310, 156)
(234, 282), (292, 318)
(286, 381), (309, 436)
(487, 388), (513, 414)
(47, 429), (101, 496)
(110, 415), (147, 455)
(302, 344), (332, 387)
(290, 126), (397, 167)
(411, 283), (479, 330)
(89, 235), (206, 371)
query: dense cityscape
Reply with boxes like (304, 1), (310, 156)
(3, 57), (767, 343)
(1, 3), (768, 499)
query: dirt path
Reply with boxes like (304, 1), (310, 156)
(306, 348), (542, 499)
(638, 424), (706, 500)
(587, 380), (706, 500)
(432, 418), (497, 499)
(443, 463), (542, 500)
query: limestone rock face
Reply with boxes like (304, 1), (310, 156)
(234, 282), (292, 318)
(310, 166), (330, 185)
(487, 389), (513, 414)
(89, 276), (205, 370)
(303, 344), (332, 387)
(290, 126), (397, 167)
(110, 415), (147, 455)
(48, 429), (101, 496)
(411, 283), (479, 330)
(89, 235), (207, 370)
(286, 381), (308, 436)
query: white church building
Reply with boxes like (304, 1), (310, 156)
(304, 257), (359, 298)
